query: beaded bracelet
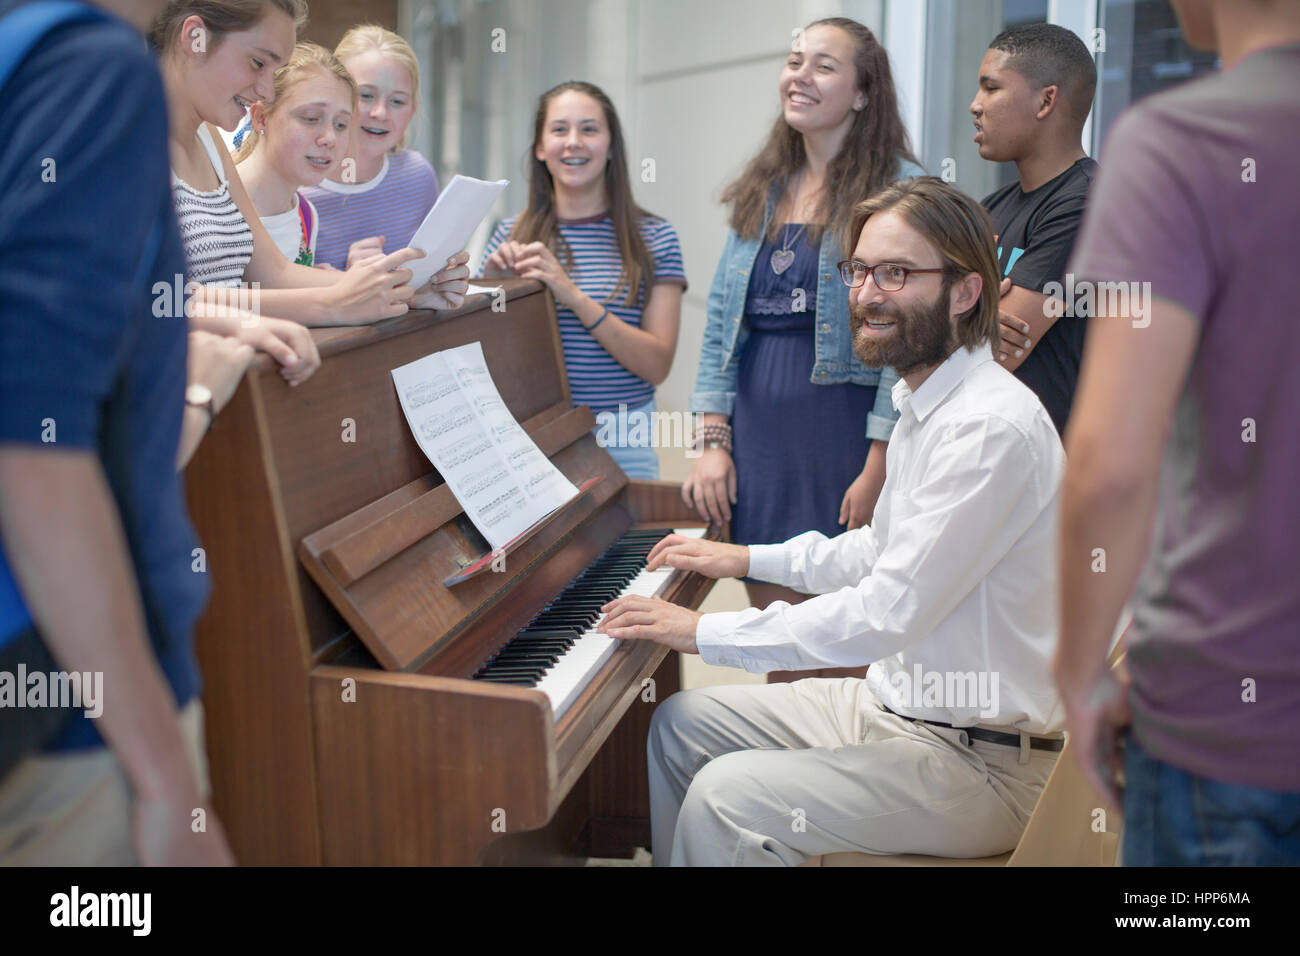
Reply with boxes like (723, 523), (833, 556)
(584, 307), (609, 332)
(694, 422), (733, 453)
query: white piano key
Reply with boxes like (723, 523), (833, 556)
(535, 527), (709, 720)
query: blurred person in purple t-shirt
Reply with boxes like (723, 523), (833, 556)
(1056, 0), (1300, 865)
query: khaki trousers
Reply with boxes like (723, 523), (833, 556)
(0, 699), (209, 866)
(648, 679), (1056, 866)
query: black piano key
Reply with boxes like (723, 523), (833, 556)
(485, 649), (560, 662)
(490, 646), (563, 659)
(478, 665), (549, 678)
(490, 647), (564, 661)
(472, 528), (683, 685)
(510, 635), (574, 646)
(477, 675), (538, 685)
(518, 626), (582, 638)
(533, 609), (600, 622)
(486, 661), (557, 673)
(534, 608), (599, 620)
(536, 614), (599, 625)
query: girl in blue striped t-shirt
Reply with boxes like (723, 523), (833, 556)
(480, 82), (686, 480)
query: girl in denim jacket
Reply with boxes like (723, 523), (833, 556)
(684, 17), (922, 679)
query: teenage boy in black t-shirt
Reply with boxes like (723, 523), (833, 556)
(971, 22), (1098, 435)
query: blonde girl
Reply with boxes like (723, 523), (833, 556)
(233, 42), (354, 267)
(153, 1), (468, 327)
(303, 25), (440, 272)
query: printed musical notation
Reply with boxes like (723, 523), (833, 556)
(392, 342), (578, 550)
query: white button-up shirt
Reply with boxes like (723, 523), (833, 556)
(696, 342), (1067, 734)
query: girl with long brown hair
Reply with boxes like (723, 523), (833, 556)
(685, 18), (923, 680)
(480, 81), (687, 479)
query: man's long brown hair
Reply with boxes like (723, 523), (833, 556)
(509, 82), (655, 307)
(721, 17), (920, 244)
(849, 177), (1001, 350)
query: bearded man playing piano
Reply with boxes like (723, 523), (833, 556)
(598, 178), (1068, 866)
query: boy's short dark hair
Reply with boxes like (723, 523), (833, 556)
(990, 22), (1097, 129)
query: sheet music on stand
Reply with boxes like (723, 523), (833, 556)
(392, 342), (579, 552)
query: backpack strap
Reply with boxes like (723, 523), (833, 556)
(298, 192), (315, 243)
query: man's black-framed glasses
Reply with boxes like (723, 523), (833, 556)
(837, 259), (947, 291)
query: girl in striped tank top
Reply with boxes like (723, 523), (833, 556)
(480, 82), (687, 480)
(153, 0), (470, 333)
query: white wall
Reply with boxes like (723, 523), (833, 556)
(403, 0), (925, 431)
(627, 0), (892, 424)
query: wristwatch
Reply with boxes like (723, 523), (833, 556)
(185, 383), (216, 431)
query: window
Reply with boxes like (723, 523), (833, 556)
(1093, 0), (1220, 151)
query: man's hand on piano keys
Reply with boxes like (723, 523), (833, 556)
(412, 250), (472, 311)
(597, 595), (702, 655)
(646, 534), (750, 580)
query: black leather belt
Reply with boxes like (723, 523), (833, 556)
(882, 703), (1064, 752)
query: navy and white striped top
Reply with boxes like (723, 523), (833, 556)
(171, 124), (253, 288)
(482, 213), (687, 412)
(302, 150), (439, 270)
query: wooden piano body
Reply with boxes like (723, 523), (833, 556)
(184, 279), (718, 864)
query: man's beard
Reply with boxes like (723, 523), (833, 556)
(850, 284), (956, 376)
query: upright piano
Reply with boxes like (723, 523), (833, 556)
(184, 279), (720, 864)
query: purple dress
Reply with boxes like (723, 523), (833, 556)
(730, 228), (877, 558)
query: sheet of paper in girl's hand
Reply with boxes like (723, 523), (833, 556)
(391, 341), (578, 551)
(405, 175), (509, 290)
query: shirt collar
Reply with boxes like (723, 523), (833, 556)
(891, 342), (995, 422)
(321, 154), (390, 194)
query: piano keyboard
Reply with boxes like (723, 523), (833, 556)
(473, 527), (707, 719)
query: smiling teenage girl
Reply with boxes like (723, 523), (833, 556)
(686, 18), (923, 681)
(153, 2), (468, 326)
(480, 82), (686, 480)
(302, 25), (441, 273)
(233, 42), (354, 266)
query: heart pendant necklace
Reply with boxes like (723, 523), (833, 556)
(770, 170), (806, 275)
